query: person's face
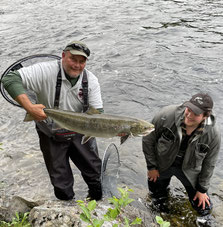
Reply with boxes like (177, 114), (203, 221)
(62, 51), (86, 78)
(184, 107), (207, 128)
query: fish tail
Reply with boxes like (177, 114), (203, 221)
(23, 113), (35, 122)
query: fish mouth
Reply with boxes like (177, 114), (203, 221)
(138, 128), (155, 136)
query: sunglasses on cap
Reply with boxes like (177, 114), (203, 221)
(66, 43), (90, 57)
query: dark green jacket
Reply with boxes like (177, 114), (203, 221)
(142, 104), (221, 193)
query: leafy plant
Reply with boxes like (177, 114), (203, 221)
(0, 212), (31, 227)
(77, 186), (142, 227)
(0, 143), (3, 150)
(156, 216), (170, 227)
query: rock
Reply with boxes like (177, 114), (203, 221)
(28, 199), (154, 227)
(29, 201), (81, 227)
(0, 195), (45, 222)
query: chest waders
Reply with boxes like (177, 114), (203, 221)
(36, 63), (102, 201)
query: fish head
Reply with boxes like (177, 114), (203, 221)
(131, 120), (154, 136)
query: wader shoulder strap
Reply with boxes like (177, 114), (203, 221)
(54, 64), (89, 111)
(54, 62), (62, 108)
(82, 69), (89, 112)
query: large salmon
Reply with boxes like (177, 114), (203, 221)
(24, 107), (154, 144)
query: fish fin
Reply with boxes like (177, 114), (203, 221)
(86, 106), (101, 115)
(81, 135), (93, 144)
(51, 122), (61, 130)
(120, 135), (130, 145)
(23, 113), (35, 122)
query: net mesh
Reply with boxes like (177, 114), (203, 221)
(101, 143), (121, 197)
(0, 54), (61, 107)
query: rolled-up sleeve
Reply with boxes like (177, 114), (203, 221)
(142, 129), (158, 170)
(1, 70), (26, 99)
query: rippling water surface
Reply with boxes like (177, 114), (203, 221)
(0, 0), (223, 225)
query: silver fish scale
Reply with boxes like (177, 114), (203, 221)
(44, 108), (153, 138)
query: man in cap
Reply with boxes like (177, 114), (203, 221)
(142, 93), (221, 219)
(2, 40), (103, 201)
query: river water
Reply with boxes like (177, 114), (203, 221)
(0, 0), (223, 226)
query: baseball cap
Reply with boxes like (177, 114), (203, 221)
(63, 41), (90, 58)
(183, 93), (213, 115)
